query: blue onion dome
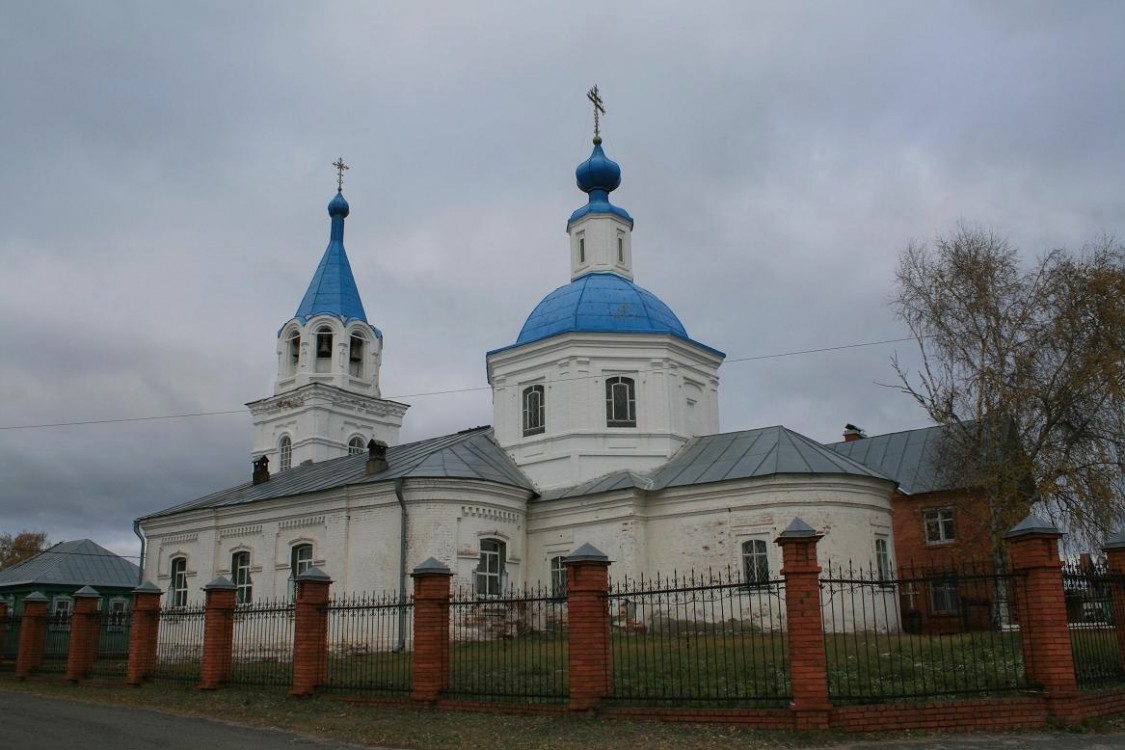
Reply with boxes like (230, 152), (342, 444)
(328, 191), (350, 218)
(575, 137), (622, 193)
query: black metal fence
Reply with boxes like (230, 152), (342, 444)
(448, 584), (568, 702)
(1063, 561), (1125, 686)
(38, 611), (71, 674)
(152, 604), (206, 682)
(325, 591), (413, 695)
(607, 570), (790, 707)
(229, 599), (294, 687)
(89, 609), (131, 679)
(822, 561), (1029, 702)
(1, 614), (19, 671)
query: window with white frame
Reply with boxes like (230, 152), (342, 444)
(924, 508), (955, 544)
(50, 596), (72, 631)
(287, 331), (301, 375)
(475, 539), (506, 597)
(289, 543), (314, 598)
(348, 436), (365, 455)
(605, 376), (637, 428)
(578, 235), (585, 263)
(617, 234), (624, 263)
(929, 577), (961, 615)
(278, 435), (292, 471)
(349, 334), (365, 377)
(741, 539), (770, 586)
(875, 537), (892, 581)
(522, 385), (545, 436)
(231, 551), (252, 604)
(169, 556), (188, 608)
(315, 326), (333, 373)
(550, 555), (567, 596)
(107, 598), (128, 631)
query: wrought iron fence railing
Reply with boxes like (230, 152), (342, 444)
(448, 584), (568, 702)
(229, 599), (295, 687)
(822, 560), (1029, 702)
(153, 604), (206, 682)
(89, 609), (131, 678)
(607, 569), (790, 707)
(1063, 561), (1125, 687)
(325, 591), (413, 695)
(1, 614), (19, 671)
(38, 612), (71, 673)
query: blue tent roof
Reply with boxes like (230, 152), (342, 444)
(501, 273), (719, 353)
(293, 192), (368, 324)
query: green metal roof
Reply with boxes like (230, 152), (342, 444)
(0, 539), (140, 591)
(824, 424), (950, 495)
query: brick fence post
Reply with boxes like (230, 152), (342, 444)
(777, 517), (831, 731)
(564, 543), (612, 711)
(65, 586), (102, 682)
(199, 577), (237, 690)
(15, 592), (49, 679)
(291, 567), (332, 697)
(1006, 514), (1077, 718)
(0, 599), (7, 670)
(411, 558), (452, 703)
(126, 581), (164, 686)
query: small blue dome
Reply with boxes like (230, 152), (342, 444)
(575, 141), (621, 193)
(328, 191), (350, 218)
(514, 273), (689, 346)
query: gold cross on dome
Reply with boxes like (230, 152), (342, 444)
(332, 157), (349, 191)
(587, 85), (605, 139)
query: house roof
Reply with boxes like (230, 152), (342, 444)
(0, 539), (141, 591)
(824, 424), (950, 495)
(541, 425), (894, 500)
(140, 427), (536, 521)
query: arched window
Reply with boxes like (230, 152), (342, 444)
(605, 376), (637, 428)
(349, 335), (365, 377)
(550, 555), (567, 597)
(278, 436), (292, 471)
(475, 539), (506, 597)
(289, 543), (314, 598)
(286, 331), (301, 375)
(742, 539), (769, 586)
(522, 385), (545, 436)
(348, 436), (365, 455)
(231, 551), (252, 604)
(315, 326), (333, 373)
(169, 557), (188, 608)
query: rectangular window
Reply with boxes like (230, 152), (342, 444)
(475, 539), (506, 597)
(170, 557), (188, 608)
(50, 597), (72, 632)
(107, 598), (128, 632)
(550, 555), (567, 597)
(875, 537), (891, 581)
(930, 578), (961, 615)
(742, 539), (770, 586)
(617, 235), (624, 262)
(579, 237), (585, 263)
(522, 385), (545, 436)
(289, 544), (314, 598)
(924, 508), (956, 544)
(232, 551), (253, 605)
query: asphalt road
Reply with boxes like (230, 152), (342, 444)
(7, 691), (1125, 750)
(0, 691), (382, 749)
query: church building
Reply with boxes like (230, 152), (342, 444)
(137, 123), (915, 606)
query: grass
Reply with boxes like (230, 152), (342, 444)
(0, 675), (834, 750)
(1070, 628), (1125, 686)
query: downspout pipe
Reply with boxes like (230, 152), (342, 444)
(133, 519), (146, 587)
(394, 478), (408, 652)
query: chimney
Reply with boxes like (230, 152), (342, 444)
(365, 439), (389, 475)
(843, 423), (867, 442)
(252, 455), (270, 485)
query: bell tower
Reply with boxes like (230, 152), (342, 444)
(248, 161), (408, 471)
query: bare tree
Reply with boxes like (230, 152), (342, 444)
(0, 530), (49, 569)
(892, 224), (1125, 549)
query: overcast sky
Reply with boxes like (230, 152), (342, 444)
(2, 1), (1123, 559)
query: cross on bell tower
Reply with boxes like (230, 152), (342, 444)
(587, 85), (605, 142)
(332, 157), (349, 192)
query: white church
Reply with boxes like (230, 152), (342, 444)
(137, 127), (903, 605)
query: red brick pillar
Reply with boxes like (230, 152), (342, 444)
(776, 518), (831, 731)
(0, 599), (7, 670)
(291, 567), (332, 697)
(1006, 515), (1077, 717)
(199, 577), (237, 690)
(564, 543), (612, 711)
(15, 592), (49, 679)
(126, 582), (164, 686)
(65, 586), (102, 682)
(411, 558), (452, 703)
